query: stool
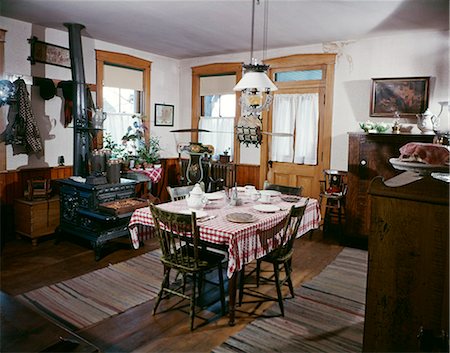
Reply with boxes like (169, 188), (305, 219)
(319, 169), (347, 236)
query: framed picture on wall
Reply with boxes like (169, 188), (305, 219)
(154, 103), (174, 126)
(370, 77), (430, 117)
(27, 36), (71, 69)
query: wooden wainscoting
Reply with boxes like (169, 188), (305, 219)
(235, 164), (260, 189)
(0, 166), (73, 242)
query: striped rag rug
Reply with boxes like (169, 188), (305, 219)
(16, 250), (164, 330)
(213, 247), (368, 353)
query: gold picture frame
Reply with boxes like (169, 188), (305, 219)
(370, 77), (430, 117)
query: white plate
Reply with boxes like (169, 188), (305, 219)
(178, 209), (208, 219)
(253, 204), (281, 213)
(389, 158), (449, 175)
(260, 190), (281, 197)
(205, 193), (223, 201)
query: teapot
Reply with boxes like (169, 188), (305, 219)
(416, 109), (435, 133)
(186, 183), (208, 210)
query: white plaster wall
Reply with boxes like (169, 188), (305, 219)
(2, 15), (448, 172)
(2, 17), (180, 170)
(331, 30), (449, 170)
(180, 30), (449, 170)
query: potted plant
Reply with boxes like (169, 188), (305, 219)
(137, 136), (162, 169)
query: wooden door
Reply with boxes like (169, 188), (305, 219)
(260, 54), (336, 199)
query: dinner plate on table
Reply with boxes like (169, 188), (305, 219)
(205, 193), (223, 201)
(226, 212), (258, 223)
(178, 209), (208, 219)
(260, 190), (281, 197)
(253, 204), (281, 213)
(280, 195), (301, 203)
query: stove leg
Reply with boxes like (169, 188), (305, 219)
(54, 227), (63, 245)
(92, 242), (102, 261)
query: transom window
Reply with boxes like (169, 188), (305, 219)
(275, 69), (323, 82)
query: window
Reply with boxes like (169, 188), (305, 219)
(95, 50), (151, 152)
(197, 75), (236, 158)
(199, 94), (235, 158)
(271, 93), (319, 165)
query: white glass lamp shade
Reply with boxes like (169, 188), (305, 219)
(233, 71), (278, 92)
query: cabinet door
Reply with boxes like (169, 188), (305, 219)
(364, 177), (449, 352)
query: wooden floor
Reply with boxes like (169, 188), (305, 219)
(1, 231), (344, 353)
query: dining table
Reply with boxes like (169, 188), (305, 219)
(128, 189), (321, 325)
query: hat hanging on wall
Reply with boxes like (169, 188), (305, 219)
(57, 80), (74, 100)
(34, 77), (56, 100)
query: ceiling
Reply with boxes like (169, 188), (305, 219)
(2, 0), (448, 59)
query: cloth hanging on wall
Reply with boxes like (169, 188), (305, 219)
(0, 78), (42, 155)
(57, 81), (95, 128)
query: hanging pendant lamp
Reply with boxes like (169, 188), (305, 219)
(233, 0), (277, 116)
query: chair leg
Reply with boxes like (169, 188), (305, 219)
(190, 273), (197, 331)
(256, 260), (261, 287)
(153, 267), (171, 315)
(218, 262), (226, 316)
(284, 259), (294, 298)
(273, 262), (284, 316)
(238, 265), (245, 306)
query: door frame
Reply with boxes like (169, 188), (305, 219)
(259, 53), (336, 195)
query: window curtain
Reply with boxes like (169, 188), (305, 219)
(271, 93), (319, 165)
(103, 113), (137, 145)
(198, 117), (234, 157)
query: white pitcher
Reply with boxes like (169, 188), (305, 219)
(416, 109), (435, 133)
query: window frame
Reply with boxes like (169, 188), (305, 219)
(95, 50), (151, 146)
(191, 63), (242, 163)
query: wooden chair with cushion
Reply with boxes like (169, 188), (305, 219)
(150, 204), (226, 330)
(238, 202), (308, 316)
(263, 181), (303, 196)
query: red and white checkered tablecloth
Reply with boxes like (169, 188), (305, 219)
(128, 193), (321, 278)
(130, 168), (163, 183)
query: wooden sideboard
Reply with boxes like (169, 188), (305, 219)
(363, 176), (449, 352)
(346, 132), (435, 242)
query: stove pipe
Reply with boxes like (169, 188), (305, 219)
(64, 23), (90, 177)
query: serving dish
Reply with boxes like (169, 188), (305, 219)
(389, 158), (449, 175)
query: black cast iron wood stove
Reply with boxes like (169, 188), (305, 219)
(57, 24), (137, 260)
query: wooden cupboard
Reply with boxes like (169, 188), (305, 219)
(363, 176), (449, 352)
(346, 132), (435, 241)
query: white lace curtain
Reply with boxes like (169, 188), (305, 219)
(198, 117), (234, 157)
(271, 93), (319, 165)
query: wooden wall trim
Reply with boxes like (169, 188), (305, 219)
(95, 50), (152, 143)
(0, 29), (7, 172)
